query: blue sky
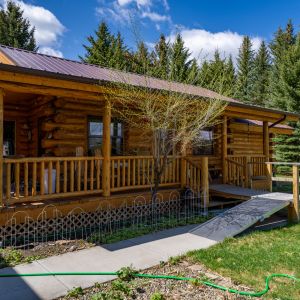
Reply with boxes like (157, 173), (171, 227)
(1, 0), (300, 62)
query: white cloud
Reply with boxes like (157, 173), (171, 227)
(38, 47), (63, 58)
(141, 11), (170, 22)
(169, 29), (262, 64)
(0, 0), (65, 56)
(96, 0), (171, 27)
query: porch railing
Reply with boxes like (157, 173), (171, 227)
(2, 156), (207, 206)
(3, 157), (104, 204)
(225, 155), (268, 189)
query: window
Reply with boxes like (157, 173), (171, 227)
(193, 129), (214, 156)
(3, 121), (15, 156)
(88, 117), (124, 156)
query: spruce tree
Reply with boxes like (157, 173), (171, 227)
(269, 21), (296, 109)
(131, 41), (152, 74)
(109, 32), (128, 70)
(169, 34), (192, 82)
(0, 1), (37, 51)
(81, 21), (114, 67)
(153, 34), (169, 79)
(186, 58), (200, 84)
(235, 36), (255, 103)
(223, 55), (236, 97)
(251, 41), (271, 106)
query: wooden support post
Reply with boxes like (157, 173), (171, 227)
(102, 100), (111, 197)
(0, 89), (3, 206)
(222, 116), (228, 184)
(180, 147), (187, 189)
(266, 162), (273, 192)
(201, 157), (209, 209)
(263, 121), (270, 162)
(244, 156), (251, 188)
(288, 165), (299, 223)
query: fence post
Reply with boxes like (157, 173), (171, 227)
(222, 116), (228, 184)
(201, 157), (209, 209)
(102, 100), (111, 197)
(0, 89), (3, 206)
(266, 162), (273, 192)
(288, 164), (299, 223)
(180, 157), (187, 189)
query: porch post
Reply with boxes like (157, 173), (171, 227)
(0, 89), (3, 206)
(201, 157), (209, 209)
(180, 146), (187, 189)
(102, 100), (111, 197)
(263, 121), (270, 161)
(222, 115), (228, 184)
(288, 165), (299, 223)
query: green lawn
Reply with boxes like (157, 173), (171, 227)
(187, 224), (300, 300)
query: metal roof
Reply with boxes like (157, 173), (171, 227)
(0, 44), (238, 103)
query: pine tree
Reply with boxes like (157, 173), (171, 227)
(251, 41), (271, 106)
(269, 21), (296, 109)
(235, 36), (255, 103)
(109, 32), (128, 70)
(153, 34), (169, 79)
(223, 55), (236, 97)
(130, 41), (152, 74)
(169, 34), (192, 82)
(186, 58), (200, 84)
(81, 21), (114, 67)
(0, 1), (37, 51)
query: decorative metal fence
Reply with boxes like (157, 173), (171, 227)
(0, 190), (207, 249)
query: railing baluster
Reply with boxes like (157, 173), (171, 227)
(122, 159), (126, 187)
(56, 161), (60, 193)
(63, 160), (67, 193)
(133, 159), (136, 186)
(24, 162), (28, 197)
(90, 159), (94, 190)
(96, 159), (100, 190)
(70, 160), (74, 192)
(77, 160), (81, 192)
(40, 161), (45, 196)
(48, 161), (53, 195)
(32, 162), (37, 196)
(6, 163), (11, 200)
(84, 160), (88, 191)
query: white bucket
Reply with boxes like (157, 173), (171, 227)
(44, 169), (56, 194)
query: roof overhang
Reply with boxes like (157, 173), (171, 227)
(0, 63), (299, 123)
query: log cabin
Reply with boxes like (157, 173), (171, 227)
(0, 44), (299, 229)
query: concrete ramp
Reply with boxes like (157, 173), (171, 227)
(190, 192), (292, 241)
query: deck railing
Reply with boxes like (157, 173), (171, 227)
(3, 157), (104, 204)
(225, 155), (267, 188)
(2, 155), (207, 206)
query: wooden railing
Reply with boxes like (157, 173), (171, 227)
(2, 155), (209, 206)
(225, 155), (267, 188)
(110, 156), (181, 192)
(3, 157), (103, 204)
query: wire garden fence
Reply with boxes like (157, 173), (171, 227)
(0, 190), (208, 249)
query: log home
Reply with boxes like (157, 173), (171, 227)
(0, 45), (298, 228)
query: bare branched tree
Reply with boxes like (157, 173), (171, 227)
(103, 70), (227, 201)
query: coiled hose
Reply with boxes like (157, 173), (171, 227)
(0, 271), (298, 297)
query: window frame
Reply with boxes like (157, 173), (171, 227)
(192, 128), (214, 156)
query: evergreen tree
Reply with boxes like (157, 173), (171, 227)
(109, 32), (128, 70)
(130, 41), (152, 74)
(223, 55), (236, 97)
(186, 58), (200, 84)
(169, 34), (192, 82)
(235, 36), (255, 103)
(153, 34), (169, 79)
(269, 21), (296, 109)
(81, 21), (114, 67)
(251, 41), (271, 106)
(0, 1), (37, 51)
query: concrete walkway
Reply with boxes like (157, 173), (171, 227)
(0, 225), (216, 300)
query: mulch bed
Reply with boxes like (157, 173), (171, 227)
(58, 258), (255, 300)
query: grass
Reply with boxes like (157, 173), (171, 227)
(187, 223), (300, 299)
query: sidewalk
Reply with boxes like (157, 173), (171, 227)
(0, 224), (216, 300)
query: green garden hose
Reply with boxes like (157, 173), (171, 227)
(0, 271), (298, 297)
